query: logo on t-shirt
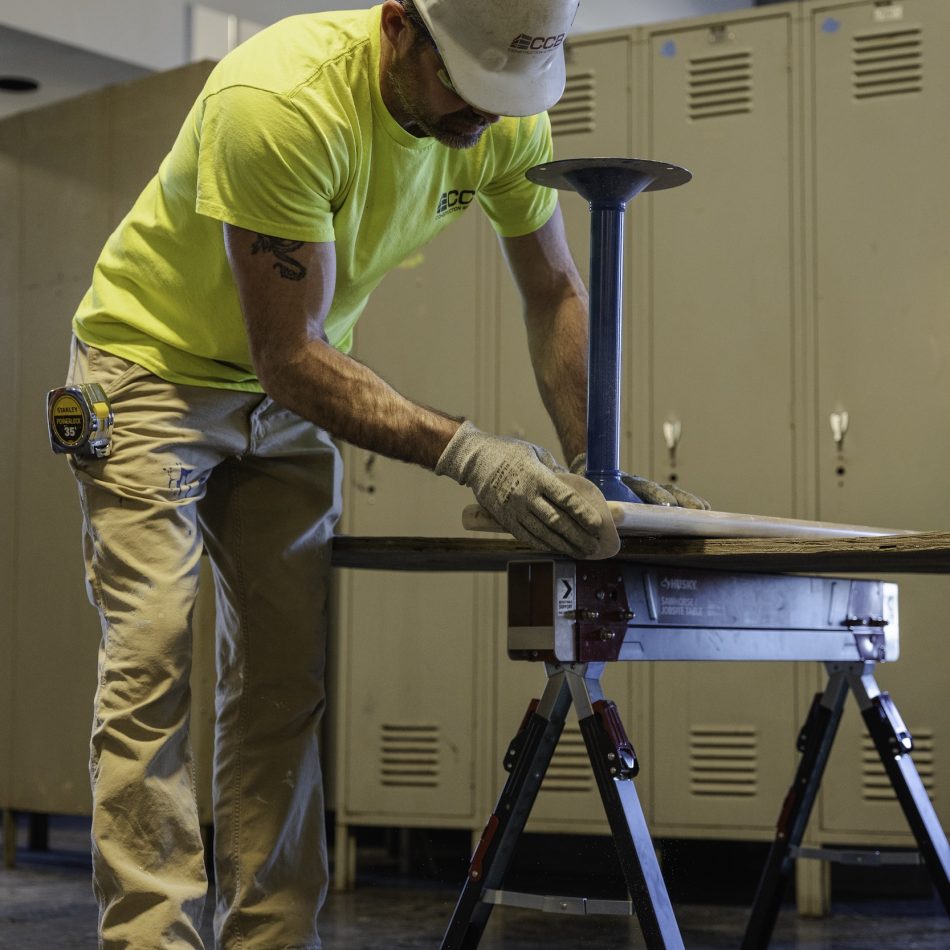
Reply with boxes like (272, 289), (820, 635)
(437, 189), (476, 217)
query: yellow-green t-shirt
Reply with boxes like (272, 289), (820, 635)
(72, 5), (557, 391)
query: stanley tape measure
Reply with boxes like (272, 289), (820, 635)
(46, 384), (114, 458)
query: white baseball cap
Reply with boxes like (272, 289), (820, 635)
(412, 0), (580, 116)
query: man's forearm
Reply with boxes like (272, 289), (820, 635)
(224, 225), (460, 468)
(262, 340), (461, 469)
(524, 287), (590, 464)
(501, 207), (591, 464)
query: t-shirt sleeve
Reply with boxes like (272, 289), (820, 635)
(477, 112), (558, 239)
(195, 85), (341, 243)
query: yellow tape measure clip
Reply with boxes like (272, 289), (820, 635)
(46, 384), (114, 458)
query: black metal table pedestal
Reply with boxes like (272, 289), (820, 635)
(526, 158), (691, 503)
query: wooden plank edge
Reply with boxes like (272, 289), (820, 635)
(331, 531), (950, 574)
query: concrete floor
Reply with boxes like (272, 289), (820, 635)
(1, 815), (948, 948)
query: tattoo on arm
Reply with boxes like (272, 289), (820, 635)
(250, 234), (308, 281)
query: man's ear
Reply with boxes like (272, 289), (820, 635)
(380, 1), (413, 52)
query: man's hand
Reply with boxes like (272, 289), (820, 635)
(569, 454), (711, 510)
(437, 422), (613, 557)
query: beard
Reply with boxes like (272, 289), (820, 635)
(386, 52), (493, 150)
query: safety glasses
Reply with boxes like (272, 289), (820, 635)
(436, 66), (458, 95)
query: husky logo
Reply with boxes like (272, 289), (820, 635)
(510, 32), (566, 52)
(437, 189), (476, 216)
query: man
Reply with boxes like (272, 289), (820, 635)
(64, 0), (705, 946)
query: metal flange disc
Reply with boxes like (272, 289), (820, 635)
(527, 157), (691, 204)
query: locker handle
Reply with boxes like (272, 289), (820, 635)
(662, 418), (681, 470)
(830, 410), (849, 448)
(663, 418), (681, 452)
(354, 451), (377, 495)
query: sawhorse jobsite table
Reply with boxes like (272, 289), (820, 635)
(331, 532), (950, 949)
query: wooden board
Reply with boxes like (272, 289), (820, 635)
(461, 502), (913, 540)
(331, 531), (950, 575)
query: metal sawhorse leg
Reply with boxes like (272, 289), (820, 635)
(742, 660), (950, 948)
(440, 661), (684, 950)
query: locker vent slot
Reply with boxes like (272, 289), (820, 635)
(549, 69), (595, 137)
(380, 723), (440, 788)
(862, 731), (934, 801)
(852, 28), (923, 100)
(689, 725), (758, 797)
(541, 725), (594, 794)
(687, 51), (752, 120)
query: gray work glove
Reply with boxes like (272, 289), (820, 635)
(569, 453), (711, 510)
(436, 422), (609, 557)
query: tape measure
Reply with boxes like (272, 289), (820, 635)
(46, 384), (114, 458)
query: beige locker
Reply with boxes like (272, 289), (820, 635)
(644, 9), (805, 835)
(807, 0), (950, 841)
(13, 91), (116, 815)
(334, 208), (494, 833)
(492, 33), (643, 833)
(646, 10), (799, 517)
(0, 115), (22, 816)
(3, 64), (217, 822)
(647, 663), (800, 837)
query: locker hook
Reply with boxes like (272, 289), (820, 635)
(830, 410), (849, 448)
(663, 418), (682, 453)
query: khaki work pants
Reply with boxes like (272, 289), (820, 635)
(67, 339), (342, 949)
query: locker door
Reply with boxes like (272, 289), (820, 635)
(13, 91), (115, 816)
(0, 114), (21, 813)
(648, 14), (796, 513)
(647, 12), (802, 834)
(338, 209), (489, 824)
(493, 35), (640, 832)
(810, 0), (950, 838)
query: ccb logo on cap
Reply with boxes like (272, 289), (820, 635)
(510, 32), (566, 52)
